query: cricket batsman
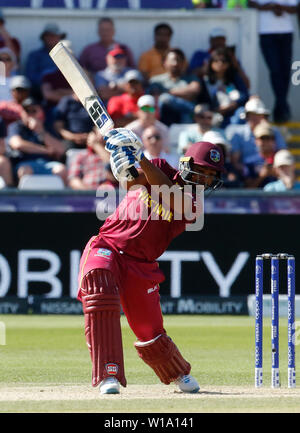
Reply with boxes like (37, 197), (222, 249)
(77, 128), (224, 394)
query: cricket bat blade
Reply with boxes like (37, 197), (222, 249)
(49, 41), (114, 136)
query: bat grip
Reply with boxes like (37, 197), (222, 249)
(128, 166), (139, 178)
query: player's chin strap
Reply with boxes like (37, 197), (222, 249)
(179, 157), (223, 193)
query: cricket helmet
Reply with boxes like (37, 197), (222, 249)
(179, 141), (225, 190)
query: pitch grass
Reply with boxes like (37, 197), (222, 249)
(0, 315), (299, 413)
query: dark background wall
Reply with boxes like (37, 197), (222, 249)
(1, 213), (298, 298)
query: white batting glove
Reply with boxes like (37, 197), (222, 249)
(105, 128), (144, 162)
(110, 147), (136, 181)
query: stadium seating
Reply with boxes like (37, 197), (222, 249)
(18, 175), (65, 190)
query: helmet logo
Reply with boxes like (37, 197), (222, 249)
(210, 149), (220, 163)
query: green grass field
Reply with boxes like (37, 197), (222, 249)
(0, 314), (299, 413)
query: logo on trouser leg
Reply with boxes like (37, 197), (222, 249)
(105, 363), (118, 375)
(94, 248), (112, 258)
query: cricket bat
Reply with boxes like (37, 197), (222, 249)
(49, 41), (138, 178)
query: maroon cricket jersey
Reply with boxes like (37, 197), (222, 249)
(99, 159), (196, 262)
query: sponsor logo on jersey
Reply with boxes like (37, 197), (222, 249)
(139, 190), (173, 222)
(105, 363), (118, 375)
(210, 149), (220, 163)
(94, 248), (112, 258)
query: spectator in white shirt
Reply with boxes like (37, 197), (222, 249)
(249, 0), (298, 122)
(264, 149), (300, 191)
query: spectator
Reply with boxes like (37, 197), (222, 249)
(264, 149), (300, 191)
(126, 94), (170, 152)
(0, 47), (18, 101)
(202, 130), (244, 188)
(94, 46), (132, 105)
(178, 104), (222, 156)
(0, 75), (31, 128)
(26, 23), (65, 91)
(68, 129), (110, 190)
(41, 40), (73, 119)
(244, 122), (277, 188)
(7, 97), (67, 186)
(53, 92), (94, 150)
(249, 0), (298, 122)
(189, 27), (250, 88)
(107, 69), (144, 128)
(79, 17), (135, 75)
(149, 48), (201, 126)
(138, 23), (173, 80)
(226, 97), (286, 176)
(198, 47), (249, 127)
(0, 116), (13, 186)
(0, 9), (21, 60)
(142, 125), (179, 168)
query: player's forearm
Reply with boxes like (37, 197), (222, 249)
(139, 157), (173, 187)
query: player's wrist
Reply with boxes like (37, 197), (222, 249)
(135, 148), (144, 162)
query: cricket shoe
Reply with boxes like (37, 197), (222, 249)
(99, 377), (120, 395)
(175, 374), (200, 393)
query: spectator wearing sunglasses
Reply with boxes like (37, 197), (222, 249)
(178, 104), (224, 156)
(142, 125), (179, 168)
(126, 94), (170, 153)
(198, 47), (248, 127)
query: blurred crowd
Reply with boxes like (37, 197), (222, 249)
(0, 11), (299, 192)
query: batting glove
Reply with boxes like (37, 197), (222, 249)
(105, 128), (144, 162)
(110, 146), (137, 181)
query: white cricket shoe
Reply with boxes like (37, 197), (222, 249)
(99, 377), (120, 395)
(175, 374), (200, 393)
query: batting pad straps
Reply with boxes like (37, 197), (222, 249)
(134, 333), (191, 385)
(81, 269), (126, 388)
(82, 294), (120, 314)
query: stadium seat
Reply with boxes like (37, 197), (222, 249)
(18, 175), (65, 190)
(168, 123), (195, 150)
(65, 149), (82, 167)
